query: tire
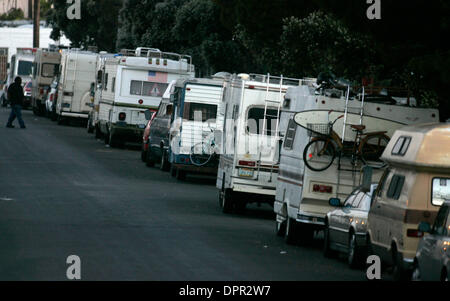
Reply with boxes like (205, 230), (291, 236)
(285, 218), (299, 245)
(108, 132), (120, 148)
(87, 116), (94, 133)
(146, 149), (155, 167)
(51, 109), (57, 121)
(323, 222), (335, 258)
(57, 114), (64, 125)
(360, 133), (390, 164)
(141, 150), (147, 162)
(392, 245), (410, 281)
(275, 214), (287, 237)
(176, 168), (186, 180)
(411, 261), (421, 281)
(348, 231), (362, 268)
(95, 125), (102, 139)
(170, 164), (177, 177)
(160, 149), (170, 171)
(303, 138), (336, 172)
(297, 223), (314, 246)
(219, 189), (234, 214)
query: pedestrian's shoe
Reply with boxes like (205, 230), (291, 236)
(6, 124), (14, 128)
(20, 126), (26, 129)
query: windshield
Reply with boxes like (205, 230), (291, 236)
(42, 63), (59, 78)
(18, 60), (33, 77)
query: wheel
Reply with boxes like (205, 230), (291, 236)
(219, 189), (234, 214)
(303, 138), (336, 171)
(33, 106), (39, 116)
(95, 125), (102, 139)
(441, 269), (448, 282)
(108, 132), (120, 148)
(392, 245), (411, 281)
(411, 261), (421, 281)
(323, 222), (335, 258)
(141, 149), (147, 162)
(160, 149), (170, 171)
(170, 164), (177, 177)
(87, 116), (94, 133)
(275, 214), (286, 237)
(51, 109), (57, 121)
(146, 149), (155, 167)
(348, 231), (362, 268)
(285, 218), (299, 245)
(359, 133), (390, 164)
(57, 114), (64, 125)
(297, 223), (314, 246)
(176, 168), (186, 180)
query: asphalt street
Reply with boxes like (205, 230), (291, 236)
(0, 107), (365, 280)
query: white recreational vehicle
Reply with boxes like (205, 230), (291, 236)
(273, 85), (440, 245)
(31, 48), (61, 115)
(55, 49), (98, 124)
(168, 76), (228, 180)
(95, 47), (195, 147)
(216, 74), (314, 213)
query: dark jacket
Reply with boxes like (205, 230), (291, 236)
(7, 82), (24, 106)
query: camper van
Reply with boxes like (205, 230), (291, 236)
(31, 48), (61, 115)
(3, 48), (35, 106)
(273, 86), (440, 245)
(216, 74), (312, 213)
(167, 77), (227, 180)
(95, 47), (195, 147)
(367, 123), (450, 280)
(55, 49), (98, 124)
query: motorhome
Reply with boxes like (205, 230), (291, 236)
(167, 76), (228, 180)
(87, 51), (116, 136)
(216, 74), (313, 213)
(367, 123), (450, 280)
(31, 48), (61, 115)
(55, 49), (98, 124)
(3, 48), (35, 99)
(95, 47), (195, 147)
(273, 85), (440, 245)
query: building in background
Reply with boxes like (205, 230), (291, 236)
(0, 0), (32, 19)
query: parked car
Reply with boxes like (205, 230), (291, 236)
(412, 200), (450, 281)
(23, 80), (32, 109)
(144, 97), (173, 171)
(45, 77), (59, 121)
(324, 184), (378, 268)
(367, 123), (450, 280)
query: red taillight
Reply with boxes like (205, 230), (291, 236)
(50, 94), (54, 102)
(313, 184), (332, 193)
(118, 112), (126, 121)
(248, 85), (255, 89)
(138, 99), (143, 105)
(40, 88), (44, 94)
(25, 88), (31, 92)
(238, 160), (256, 167)
(407, 229), (424, 238)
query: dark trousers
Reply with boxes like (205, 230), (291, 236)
(7, 104), (26, 128)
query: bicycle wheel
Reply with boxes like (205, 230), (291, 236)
(190, 142), (213, 167)
(360, 133), (390, 164)
(303, 137), (336, 171)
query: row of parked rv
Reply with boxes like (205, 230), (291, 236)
(4, 46), (449, 281)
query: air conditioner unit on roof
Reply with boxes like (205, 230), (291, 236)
(135, 47), (161, 57)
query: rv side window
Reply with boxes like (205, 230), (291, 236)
(391, 136), (411, 156)
(386, 174), (405, 200)
(97, 70), (103, 84)
(130, 80), (142, 95)
(376, 169), (390, 197)
(112, 77), (116, 93)
(104, 73), (109, 91)
(432, 178), (450, 206)
(187, 103), (217, 122)
(283, 119), (297, 150)
(246, 107), (279, 136)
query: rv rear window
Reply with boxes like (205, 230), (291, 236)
(131, 80), (168, 97)
(432, 178), (450, 206)
(391, 136), (411, 156)
(187, 103), (217, 121)
(283, 119), (297, 150)
(18, 60), (33, 76)
(247, 107), (279, 136)
(386, 174), (405, 200)
(41, 63), (58, 78)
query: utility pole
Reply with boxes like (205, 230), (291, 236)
(33, 0), (40, 48)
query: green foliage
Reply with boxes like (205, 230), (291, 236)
(0, 8), (24, 21)
(48, 0), (122, 52)
(40, 0), (52, 19)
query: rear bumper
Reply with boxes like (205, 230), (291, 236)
(173, 163), (217, 175)
(111, 122), (145, 141)
(296, 211), (326, 228)
(61, 112), (88, 118)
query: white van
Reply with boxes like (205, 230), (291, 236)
(216, 74), (311, 213)
(274, 86), (440, 245)
(31, 48), (61, 115)
(168, 76), (227, 179)
(95, 47), (195, 147)
(55, 49), (98, 124)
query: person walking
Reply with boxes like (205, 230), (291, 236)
(6, 76), (26, 129)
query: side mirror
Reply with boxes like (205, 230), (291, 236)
(329, 197), (341, 207)
(418, 222), (431, 234)
(144, 109), (153, 121)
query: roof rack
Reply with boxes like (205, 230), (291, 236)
(244, 73), (316, 86)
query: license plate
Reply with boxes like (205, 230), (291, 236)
(238, 168), (254, 178)
(312, 217), (317, 223)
